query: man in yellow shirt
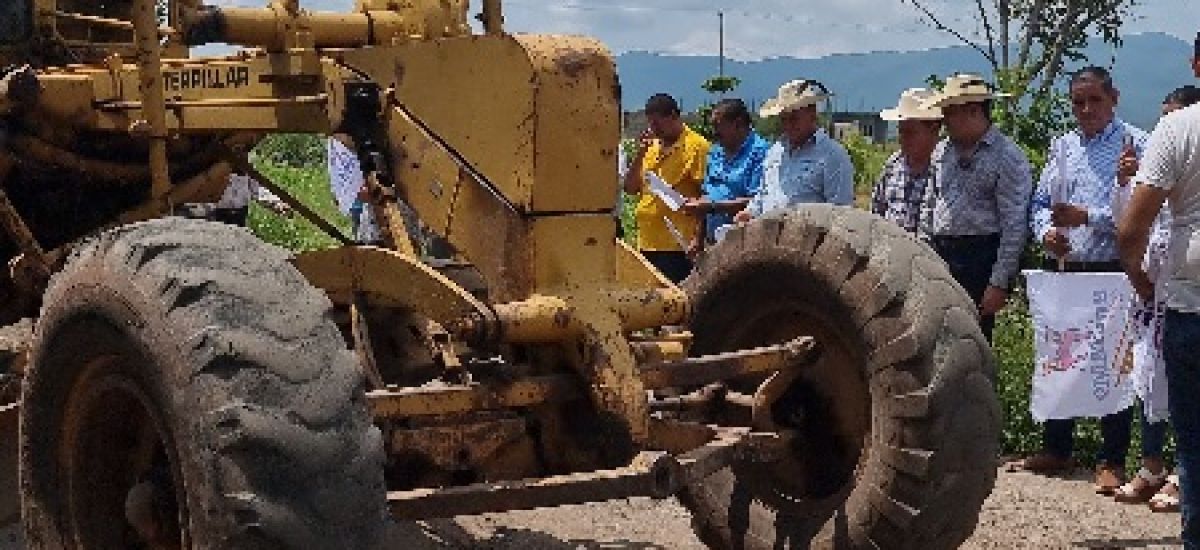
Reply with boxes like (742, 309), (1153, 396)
(622, 94), (710, 283)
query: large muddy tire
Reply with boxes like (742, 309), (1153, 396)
(20, 218), (387, 549)
(680, 205), (999, 549)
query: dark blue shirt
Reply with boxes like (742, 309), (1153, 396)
(702, 131), (771, 241)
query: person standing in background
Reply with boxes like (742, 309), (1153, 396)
(919, 73), (1032, 339)
(872, 88), (943, 233)
(623, 93), (709, 283)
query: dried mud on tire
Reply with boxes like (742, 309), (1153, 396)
(20, 218), (387, 549)
(679, 205), (1001, 549)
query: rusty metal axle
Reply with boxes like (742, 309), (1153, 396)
(389, 451), (679, 520)
(640, 335), (816, 390)
(368, 336), (816, 420)
(387, 425), (784, 520)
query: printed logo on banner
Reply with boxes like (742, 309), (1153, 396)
(1042, 326), (1091, 374)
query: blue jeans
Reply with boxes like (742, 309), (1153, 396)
(1164, 309), (1200, 549)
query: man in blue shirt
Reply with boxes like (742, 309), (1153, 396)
(683, 98), (770, 244)
(1013, 67), (1150, 492)
(734, 79), (855, 224)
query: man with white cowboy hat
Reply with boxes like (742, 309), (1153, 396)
(733, 79), (854, 224)
(871, 88), (942, 233)
(920, 73), (1032, 340)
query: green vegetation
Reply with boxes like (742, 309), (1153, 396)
(246, 135), (351, 252)
(841, 132), (895, 207)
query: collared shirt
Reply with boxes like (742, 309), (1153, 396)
(633, 125), (709, 251)
(747, 129), (854, 217)
(1030, 119), (1149, 263)
(921, 125), (1033, 289)
(871, 152), (933, 233)
(701, 131), (770, 241)
(1136, 103), (1200, 313)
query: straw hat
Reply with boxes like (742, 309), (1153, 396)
(923, 73), (1006, 108)
(880, 88), (943, 121)
(759, 79), (832, 117)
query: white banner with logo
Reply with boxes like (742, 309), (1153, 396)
(1025, 271), (1137, 422)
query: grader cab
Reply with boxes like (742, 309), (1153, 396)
(0, 1), (1000, 548)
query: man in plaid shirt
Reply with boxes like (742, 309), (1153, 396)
(871, 88), (942, 233)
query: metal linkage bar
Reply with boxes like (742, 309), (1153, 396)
(640, 335), (817, 390)
(368, 375), (581, 419)
(48, 10), (177, 35)
(388, 451), (679, 520)
(387, 424), (791, 520)
(368, 336), (816, 420)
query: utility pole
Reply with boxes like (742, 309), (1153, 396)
(718, 11), (725, 78)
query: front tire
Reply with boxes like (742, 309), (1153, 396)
(20, 218), (387, 549)
(680, 205), (999, 549)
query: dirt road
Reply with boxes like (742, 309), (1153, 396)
(392, 467), (1184, 549)
(0, 467), (1184, 549)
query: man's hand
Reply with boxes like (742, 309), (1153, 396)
(1051, 203), (1089, 228)
(637, 128), (656, 154)
(733, 209), (753, 225)
(681, 198), (710, 216)
(1117, 137), (1138, 185)
(1128, 267), (1155, 303)
(686, 237), (704, 260)
(980, 285), (1009, 317)
(1043, 228), (1072, 258)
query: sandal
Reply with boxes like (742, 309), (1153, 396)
(1148, 475), (1181, 513)
(1094, 464), (1126, 495)
(1114, 467), (1168, 503)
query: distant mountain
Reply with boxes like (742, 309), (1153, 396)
(616, 32), (1192, 131)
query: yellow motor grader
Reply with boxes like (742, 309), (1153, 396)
(0, 1), (999, 548)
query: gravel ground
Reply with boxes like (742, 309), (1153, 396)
(0, 467), (1184, 549)
(391, 467), (1184, 550)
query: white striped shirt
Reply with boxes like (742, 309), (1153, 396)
(1030, 119), (1149, 263)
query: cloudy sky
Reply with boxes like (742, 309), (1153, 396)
(248, 0), (1196, 60)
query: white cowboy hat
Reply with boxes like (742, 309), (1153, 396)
(922, 73), (1007, 108)
(759, 79), (832, 118)
(880, 88), (943, 121)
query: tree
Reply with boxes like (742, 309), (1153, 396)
(701, 75), (742, 95)
(907, 0), (1132, 97)
(909, 1), (1131, 165)
(694, 76), (744, 140)
(905, 0), (1137, 100)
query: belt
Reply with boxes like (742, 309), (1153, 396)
(929, 234), (999, 249)
(1046, 260), (1124, 273)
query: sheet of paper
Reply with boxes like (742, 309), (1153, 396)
(327, 138), (365, 215)
(662, 216), (689, 251)
(1051, 140), (1069, 206)
(647, 171), (686, 212)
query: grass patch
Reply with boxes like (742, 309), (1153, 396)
(246, 161), (351, 252)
